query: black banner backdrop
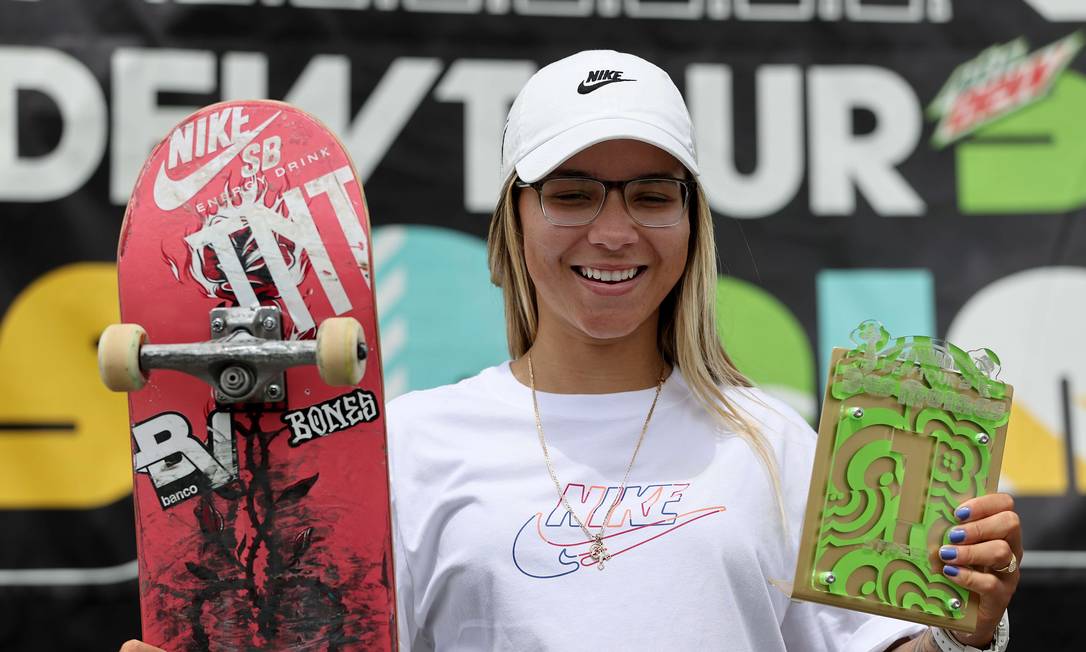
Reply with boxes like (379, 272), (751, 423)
(2, 0), (1085, 648)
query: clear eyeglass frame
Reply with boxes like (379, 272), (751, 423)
(514, 176), (696, 228)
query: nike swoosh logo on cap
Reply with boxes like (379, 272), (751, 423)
(576, 78), (636, 95)
(153, 111), (281, 211)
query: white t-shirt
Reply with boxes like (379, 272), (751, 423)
(387, 362), (924, 651)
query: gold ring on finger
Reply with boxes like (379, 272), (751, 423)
(994, 551), (1018, 574)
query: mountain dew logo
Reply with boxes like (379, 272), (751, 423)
(928, 32), (1083, 148)
(930, 32), (1086, 214)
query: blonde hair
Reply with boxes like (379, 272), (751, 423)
(486, 175), (786, 523)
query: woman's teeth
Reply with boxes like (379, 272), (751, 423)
(577, 266), (641, 283)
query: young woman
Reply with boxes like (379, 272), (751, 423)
(385, 50), (1020, 652)
(122, 49), (1020, 652)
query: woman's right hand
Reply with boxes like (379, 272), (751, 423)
(120, 641), (165, 652)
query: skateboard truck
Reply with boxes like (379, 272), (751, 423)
(98, 306), (368, 400)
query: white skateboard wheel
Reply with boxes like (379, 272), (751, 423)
(98, 324), (149, 391)
(316, 317), (366, 386)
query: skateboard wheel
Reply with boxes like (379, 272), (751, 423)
(98, 324), (149, 391)
(316, 317), (366, 386)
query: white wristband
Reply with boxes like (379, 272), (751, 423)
(930, 611), (1009, 652)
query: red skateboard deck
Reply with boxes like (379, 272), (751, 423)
(109, 100), (396, 650)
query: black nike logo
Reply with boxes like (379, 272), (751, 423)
(577, 69), (637, 95)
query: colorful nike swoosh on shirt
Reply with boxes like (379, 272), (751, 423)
(152, 111), (281, 211)
(511, 506), (726, 579)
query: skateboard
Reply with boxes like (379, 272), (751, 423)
(792, 320), (1011, 633)
(98, 100), (396, 650)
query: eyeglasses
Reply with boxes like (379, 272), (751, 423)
(514, 176), (695, 227)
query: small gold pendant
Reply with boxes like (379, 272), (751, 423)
(589, 534), (611, 570)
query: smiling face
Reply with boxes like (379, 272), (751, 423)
(517, 139), (692, 344)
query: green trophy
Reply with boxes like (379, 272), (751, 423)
(792, 320), (1012, 633)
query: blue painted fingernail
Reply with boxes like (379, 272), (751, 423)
(940, 546), (957, 561)
(955, 506), (971, 521)
(943, 565), (960, 577)
(949, 528), (967, 544)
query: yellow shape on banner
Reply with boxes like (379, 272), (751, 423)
(0, 263), (131, 508)
(1003, 400), (1086, 495)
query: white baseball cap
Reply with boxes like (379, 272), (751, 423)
(501, 50), (699, 184)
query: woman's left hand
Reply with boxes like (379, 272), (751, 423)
(935, 492), (1021, 646)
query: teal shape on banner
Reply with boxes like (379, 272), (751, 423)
(373, 225), (508, 399)
(816, 270), (935, 395)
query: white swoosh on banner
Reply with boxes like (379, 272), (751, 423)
(0, 559), (138, 586)
(1022, 0), (1086, 20)
(152, 111), (281, 211)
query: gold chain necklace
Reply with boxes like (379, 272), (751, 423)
(527, 352), (665, 570)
